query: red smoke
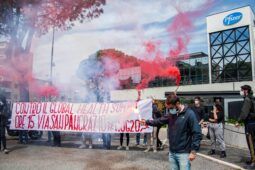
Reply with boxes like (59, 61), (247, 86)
(143, 41), (157, 54)
(0, 52), (59, 99)
(96, 0), (215, 91)
(38, 84), (59, 98)
(98, 49), (181, 90)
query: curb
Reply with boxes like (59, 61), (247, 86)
(197, 153), (245, 170)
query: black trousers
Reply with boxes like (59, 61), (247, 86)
(156, 126), (162, 147)
(120, 133), (129, 146)
(52, 131), (61, 146)
(0, 116), (6, 149)
(0, 125), (6, 150)
(245, 121), (255, 162)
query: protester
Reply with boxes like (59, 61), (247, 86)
(144, 102), (162, 152)
(79, 133), (93, 149)
(161, 93), (176, 149)
(135, 133), (147, 146)
(142, 95), (202, 170)
(208, 104), (226, 158)
(156, 125), (163, 149)
(47, 131), (52, 144)
(51, 96), (64, 147)
(117, 133), (130, 150)
(235, 85), (255, 168)
(214, 97), (222, 106)
(102, 133), (111, 150)
(18, 130), (28, 144)
(52, 131), (61, 147)
(0, 93), (9, 154)
(154, 102), (163, 149)
(191, 96), (205, 125)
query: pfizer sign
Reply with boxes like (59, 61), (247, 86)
(223, 12), (242, 26)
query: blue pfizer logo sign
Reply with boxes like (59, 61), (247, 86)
(223, 12), (243, 26)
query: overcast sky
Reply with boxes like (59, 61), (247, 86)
(32, 0), (255, 85)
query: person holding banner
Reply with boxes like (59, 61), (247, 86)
(144, 102), (162, 153)
(141, 95), (202, 170)
(102, 133), (111, 150)
(0, 93), (9, 154)
(79, 133), (93, 149)
(52, 96), (63, 147)
(52, 131), (61, 147)
(117, 133), (130, 151)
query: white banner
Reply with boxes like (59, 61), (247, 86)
(10, 99), (153, 133)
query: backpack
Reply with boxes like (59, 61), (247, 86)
(248, 97), (255, 119)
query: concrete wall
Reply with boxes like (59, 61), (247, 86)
(224, 123), (248, 150)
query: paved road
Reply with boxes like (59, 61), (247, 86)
(0, 134), (239, 170)
(0, 136), (169, 170)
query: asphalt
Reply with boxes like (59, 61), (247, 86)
(0, 129), (251, 170)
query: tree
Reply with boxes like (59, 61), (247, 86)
(0, 0), (106, 101)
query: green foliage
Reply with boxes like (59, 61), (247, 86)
(226, 118), (244, 126)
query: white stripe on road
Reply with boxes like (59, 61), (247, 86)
(197, 153), (245, 170)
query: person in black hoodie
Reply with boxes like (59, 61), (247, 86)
(141, 95), (202, 170)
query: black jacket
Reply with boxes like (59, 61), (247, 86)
(146, 106), (202, 153)
(0, 94), (7, 126)
(238, 95), (254, 122)
(191, 106), (204, 122)
(152, 104), (162, 119)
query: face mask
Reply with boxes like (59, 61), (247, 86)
(194, 100), (199, 105)
(169, 108), (177, 115)
(240, 91), (245, 97)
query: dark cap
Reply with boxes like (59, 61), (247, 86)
(241, 85), (251, 91)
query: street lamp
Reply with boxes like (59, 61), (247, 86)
(50, 27), (55, 86)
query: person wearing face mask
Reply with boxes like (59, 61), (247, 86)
(207, 104), (226, 158)
(141, 95), (202, 170)
(191, 97), (205, 125)
(235, 85), (255, 168)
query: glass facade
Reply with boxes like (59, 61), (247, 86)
(177, 54), (209, 85)
(148, 53), (209, 88)
(210, 26), (252, 83)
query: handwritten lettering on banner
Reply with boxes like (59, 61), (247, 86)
(10, 99), (153, 133)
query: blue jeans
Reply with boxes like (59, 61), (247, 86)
(19, 130), (28, 143)
(136, 133), (147, 145)
(169, 152), (190, 170)
(47, 131), (52, 143)
(102, 133), (111, 149)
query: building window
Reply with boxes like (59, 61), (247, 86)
(177, 55), (209, 85)
(147, 53), (209, 88)
(210, 26), (252, 83)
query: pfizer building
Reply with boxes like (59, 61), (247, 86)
(207, 6), (255, 84)
(109, 6), (255, 119)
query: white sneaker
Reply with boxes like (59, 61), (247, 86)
(3, 149), (9, 154)
(89, 145), (93, 149)
(126, 146), (129, 151)
(79, 144), (86, 149)
(117, 146), (123, 150)
(153, 149), (157, 153)
(144, 147), (151, 153)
